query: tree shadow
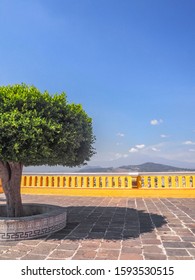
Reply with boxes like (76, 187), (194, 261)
(47, 206), (167, 241)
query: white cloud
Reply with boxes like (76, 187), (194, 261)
(160, 134), (169, 138)
(150, 119), (163, 125)
(129, 144), (145, 153)
(114, 153), (129, 159)
(189, 149), (195, 152)
(183, 140), (195, 145)
(117, 132), (125, 137)
(151, 147), (161, 152)
(129, 148), (138, 153)
(135, 144), (145, 149)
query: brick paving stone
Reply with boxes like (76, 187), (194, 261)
(165, 249), (190, 257)
(186, 223), (195, 228)
(174, 228), (194, 235)
(21, 254), (47, 260)
(144, 253), (167, 260)
(160, 235), (181, 241)
(87, 232), (105, 239)
(186, 248), (195, 256)
(95, 249), (120, 260)
(158, 231), (177, 236)
(0, 256), (16, 260)
(141, 239), (162, 245)
(120, 253), (144, 260)
(48, 249), (75, 259)
(156, 230), (175, 236)
(0, 247), (8, 254)
(163, 241), (195, 248)
(168, 256), (194, 260)
(181, 236), (195, 242)
(121, 246), (142, 254)
(72, 249), (97, 260)
(18, 240), (42, 246)
(141, 233), (158, 239)
(80, 241), (101, 250)
(100, 240), (121, 249)
(1, 249), (27, 259)
(122, 239), (142, 247)
(0, 241), (19, 247)
(57, 242), (80, 251)
(143, 245), (164, 253)
(11, 244), (35, 253)
(29, 243), (58, 255)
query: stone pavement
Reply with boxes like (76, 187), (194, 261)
(1, 194), (195, 260)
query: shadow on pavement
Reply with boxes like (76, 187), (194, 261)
(47, 206), (167, 241)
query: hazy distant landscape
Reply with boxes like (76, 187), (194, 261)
(24, 162), (195, 173)
(78, 162), (195, 173)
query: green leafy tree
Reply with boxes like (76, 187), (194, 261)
(0, 84), (95, 217)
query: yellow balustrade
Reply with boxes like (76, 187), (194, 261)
(1, 172), (195, 197)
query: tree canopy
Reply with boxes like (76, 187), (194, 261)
(0, 83), (95, 167)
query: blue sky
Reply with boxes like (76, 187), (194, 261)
(1, 0), (195, 169)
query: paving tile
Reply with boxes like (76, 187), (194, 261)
(163, 242), (195, 248)
(1, 249), (27, 259)
(95, 249), (120, 260)
(119, 253), (144, 260)
(160, 235), (181, 241)
(100, 240), (121, 249)
(181, 236), (195, 242)
(19, 240), (42, 246)
(21, 254), (47, 260)
(121, 246), (142, 254)
(48, 249), (75, 259)
(143, 245), (164, 253)
(174, 229), (194, 235)
(57, 242), (80, 251)
(122, 239), (142, 247)
(144, 253), (167, 260)
(29, 243), (58, 255)
(72, 249), (97, 260)
(141, 239), (162, 245)
(167, 256), (194, 260)
(165, 249), (190, 257)
(186, 248), (195, 256)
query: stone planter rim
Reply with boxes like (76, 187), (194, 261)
(0, 203), (66, 220)
(0, 203), (67, 241)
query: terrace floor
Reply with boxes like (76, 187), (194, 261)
(1, 194), (195, 260)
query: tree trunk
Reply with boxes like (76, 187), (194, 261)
(0, 161), (23, 217)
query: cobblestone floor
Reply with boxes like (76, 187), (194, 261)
(1, 194), (195, 260)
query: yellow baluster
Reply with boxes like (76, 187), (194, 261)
(178, 176), (183, 188)
(163, 176), (169, 188)
(120, 176), (126, 188)
(77, 176), (82, 188)
(107, 176), (113, 187)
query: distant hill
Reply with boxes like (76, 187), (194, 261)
(78, 162), (195, 173)
(78, 165), (114, 173)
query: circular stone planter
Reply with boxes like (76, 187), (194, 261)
(0, 204), (67, 241)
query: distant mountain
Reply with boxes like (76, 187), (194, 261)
(118, 162), (195, 172)
(78, 162), (195, 173)
(78, 165), (114, 173)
